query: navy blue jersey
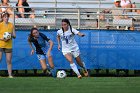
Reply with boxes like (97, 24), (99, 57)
(30, 33), (50, 54)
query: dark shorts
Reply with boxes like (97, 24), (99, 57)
(0, 48), (12, 53)
(16, 14), (30, 18)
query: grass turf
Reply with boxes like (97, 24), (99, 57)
(0, 77), (140, 93)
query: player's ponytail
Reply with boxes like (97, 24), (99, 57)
(62, 27), (65, 36)
(62, 19), (74, 35)
(69, 24), (74, 35)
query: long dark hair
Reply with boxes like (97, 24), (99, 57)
(61, 19), (74, 36)
(28, 27), (38, 42)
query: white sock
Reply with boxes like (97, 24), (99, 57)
(82, 62), (86, 68)
(70, 63), (80, 76)
(7, 64), (12, 76)
(82, 62), (86, 70)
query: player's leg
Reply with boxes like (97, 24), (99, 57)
(37, 54), (47, 73)
(40, 59), (47, 73)
(0, 49), (3, 62)
(73, 51), (89, 77)
(64, 52), (82, 78)
(5, 49), (13, 78)
(75, 56), (88, 77)
(0, 50), (2, 77)
(47, 55), (54, 69)
(47, 53), (56, 78)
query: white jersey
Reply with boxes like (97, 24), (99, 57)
(57, 27), (80, 52)
(121, 0), (131, 7)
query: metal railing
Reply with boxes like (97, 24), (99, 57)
(0, 6), (140, 30)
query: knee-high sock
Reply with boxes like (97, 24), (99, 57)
(80, 62), (87, 70)
(70, 63), (80, 76)
(50, 67), (57, 77)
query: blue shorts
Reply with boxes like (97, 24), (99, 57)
(37, 52), (52, 60)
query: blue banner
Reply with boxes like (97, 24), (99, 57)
(0, 30), (140, 70)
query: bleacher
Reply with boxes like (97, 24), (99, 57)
(4, 0), (139, 30)
(7, 0), (107, 29)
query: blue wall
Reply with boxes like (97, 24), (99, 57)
(1, 30), (140, 70)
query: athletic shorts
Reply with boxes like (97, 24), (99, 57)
(16, 14), (30, 18)
(62, 50), (80, 58)
(37, 52), (52, 60)
(0, 48), (12, 53)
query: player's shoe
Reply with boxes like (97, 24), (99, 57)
(82, 69), (89, 77)
(47, 64), (56, 78)
(77, 75), (82, 79)
(9, 75), (14, 78)
(46, 70), (51, 75)
(50, 68), (57, 78)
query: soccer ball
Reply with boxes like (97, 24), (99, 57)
(57, 70), (67, 78)
(3, 32), (11, 40)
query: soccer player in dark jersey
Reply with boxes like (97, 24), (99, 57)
(28, 28), (56, 77)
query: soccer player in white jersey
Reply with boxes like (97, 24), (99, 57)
(57, 19), (88, 79)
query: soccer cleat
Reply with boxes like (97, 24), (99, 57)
(46, 70), (51, 75)
(77, 75), (82, 79)
(46, 64), (56, 77)
(9, 76), (14, 78)
(50, 68), (57, 78)
(82, 69), (89, 77)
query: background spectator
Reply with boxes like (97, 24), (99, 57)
(121, 0), (131, 8)
(16, 0), (35, 18)
(112, 0), (128, 19)
(112, 0), (135, 30)
(0, 0), (14, 18)
(121, 0), (137, 12)
(131, 2), (136, 12)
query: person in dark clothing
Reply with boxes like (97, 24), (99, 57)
(28, 28), (56, 77)
(16, 0), (35, 18)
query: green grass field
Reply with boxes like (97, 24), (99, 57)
(0, 77), (140, 93)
